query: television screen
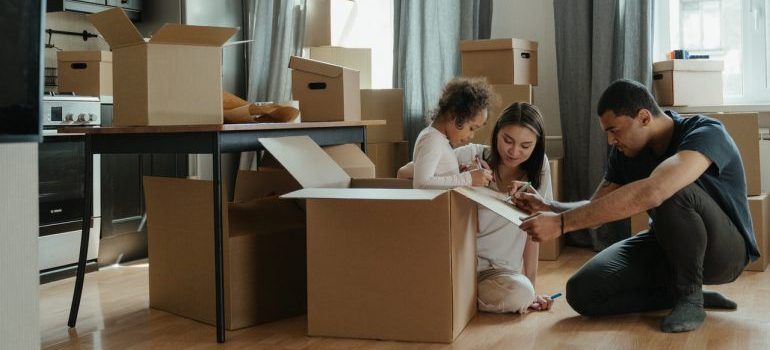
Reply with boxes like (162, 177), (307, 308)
(0, 2), (44, 143)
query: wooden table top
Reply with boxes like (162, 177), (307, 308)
(58, 120), (386, 134)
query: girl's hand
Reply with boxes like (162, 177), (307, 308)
(470, 168), (493, 187)
(528, 294), (555, 312)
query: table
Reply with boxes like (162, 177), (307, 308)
(58, 120), (384, 343)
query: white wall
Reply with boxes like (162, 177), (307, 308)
(0, 144), (40, 350)
(491, 0), (561, 138)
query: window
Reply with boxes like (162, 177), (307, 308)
(655, 0), (770, 104)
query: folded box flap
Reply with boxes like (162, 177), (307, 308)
(149, 24), (238, 46)
(281, 188), (444, 201)
(452, 186), (529, 225)
(289, 56), (345, 78)
(459, 38), (538, 52)
(259, 136), (351, 189)
(88, 8), (144, 49)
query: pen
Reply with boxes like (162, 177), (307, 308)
(475, 155), (483, 170)
(549, 292), (562, 300)
(515, 181), (531, 194)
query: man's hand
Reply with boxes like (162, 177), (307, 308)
(519, 212), (562, 242)
(511, 189), (550, 214)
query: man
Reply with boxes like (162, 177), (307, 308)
(514, 79), (759, 332)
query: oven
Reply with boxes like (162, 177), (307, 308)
(39, 95), (101, 282)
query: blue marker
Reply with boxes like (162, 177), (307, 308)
(549, 292), (562, 300)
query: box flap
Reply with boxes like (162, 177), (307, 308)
(259, 136), (351, 189)
(281, 188), (444, 200)
(323, 144), (375, 179)
(149, 24), (238, 46)
(653, 59), (724, 72)
(57, 50), (113, 63)
(452, 186), (529, 225)
(459, 38), (538, 52)
(88, 8), (144, 49)
(289, 56), (345, 78)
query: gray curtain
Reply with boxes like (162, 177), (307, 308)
(240, 0), (306, 169)
(553, 0), (653, 251)
(393, 0), (493, 155)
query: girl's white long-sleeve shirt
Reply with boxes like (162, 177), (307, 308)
(412, 126), (473, 189)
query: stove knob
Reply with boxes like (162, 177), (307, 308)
(76, 113), (87, 122)
(64, 114), (74, 122)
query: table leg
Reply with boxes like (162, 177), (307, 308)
(212, 134), (226, 343)
(68, 135), (93, 327)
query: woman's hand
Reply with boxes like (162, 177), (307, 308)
(470, 168), (493, 187)
(528, 294), (555, 312)
(510, 181), (549, 213)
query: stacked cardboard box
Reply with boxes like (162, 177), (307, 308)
(360, 89), (409, 177)
(652, 60), (724, 107)
(539, 157), (566, 261)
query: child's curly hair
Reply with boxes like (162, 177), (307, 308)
(429, 77), (497, 128)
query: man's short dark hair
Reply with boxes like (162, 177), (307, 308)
(597, 79), (663, 118)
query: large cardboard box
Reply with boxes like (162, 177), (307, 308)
(747, 194), (769, 272)
(706, 112), (762, 196)
(653, 60), (724, 107)
(143, 170), (306, 330)
(260, 136), (529, 343)
(460, 38), (538, 85)
(57, 50), (113, 97)
(366, 141), (410, 178)
(89, 8), (237, 126)
(361, 89), (404, 143)
(322, 143), (376, 178)
(304, 0), (356, 47)
(289, 56), (361, 122)
(309, 46), (372, 89)
(471, 84), (533, 145)
(540, 157), (565, 261)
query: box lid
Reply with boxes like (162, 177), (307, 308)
(149, 24), (238, 46)
(57, 50), (113, 63)
(323, 144), (375, 178)
(259, 136), (351, 189)
(452, 186), (529, 225)
(653, 59), (724, 72)
(459, 38), (538, 52)
(289, 56), (351, 78)
(88, 8), (145, 49)
(282, 188), (444, 200)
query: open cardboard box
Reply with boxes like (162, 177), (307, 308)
(258, 136), (528, 343)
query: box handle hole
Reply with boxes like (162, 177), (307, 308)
(70, 63), (88, 70)
(308, 82), (327, 90)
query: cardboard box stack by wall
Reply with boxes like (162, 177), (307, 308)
(143, 169), (306, 330)
(309, 46), (372, 89)
(260, 135), (529, 343)
(631, 212), (650, 235)
(304, 0), (356, 47)
(289, 56), (361, 122)
(366, 141), (409, 178)
(653, 60), (724, 107)
(460, 38), (539, 86)
(360, 89), (409, 177)
(701, 112), (762, 196)
(470, 84), (533, 145)
(57, 51), (113, 97)
(747, 194), (769, 272)
(89, 8), (237, 126)
(540, 157), (565, 261)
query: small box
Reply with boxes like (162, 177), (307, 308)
(289, 56), (361, 122)
(309, 46), (372, 89)
(460, 38), (538, 85)
(57, 50), (113, 97)
(470, 84), (532, 145)
(361, 89), (404, 143)
(322, 144), (376, 178)
(366, 141), (409, 178)
(652, 60), (724, 107)
(260, 136), (529, 343)
(746, 194), (769, 272)
(540, 157), (564, 261)
(304, 0), (356, 47)
(143, 170), (306, 330)
(89, 8), (237, 126)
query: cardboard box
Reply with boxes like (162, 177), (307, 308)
(366, 141), (410, 178)
(143, 171), (306, 330)
(540, 157), (564, 261)
(747, 194), (769, 272)
(705, 113), (761, 196)
(471, 84), (532, 145)
(57, 50), (113, 97)
(630, 212), (650, 235)
(89, 8), (237, 126)
(304, 0), (356, 47)
(309, 46), (372, 89)
(259, 136), (529, 343)
(459, 38), (538, 85)
(361, 89), (404, 143)
(322, 143), (376, 178)
(289, 56), (361, 122)
(653, 60), (724, 107)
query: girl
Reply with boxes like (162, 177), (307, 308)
(401, 102), (555, 313)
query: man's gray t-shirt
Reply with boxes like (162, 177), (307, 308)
(605, 110), (760, 261)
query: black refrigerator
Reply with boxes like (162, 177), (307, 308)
(0, 1), (44, 143)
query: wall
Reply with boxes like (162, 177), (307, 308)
(0, 144), (40, 350)
(491, 0), (561, 140)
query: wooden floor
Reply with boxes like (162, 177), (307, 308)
(41, 247), (770, 350)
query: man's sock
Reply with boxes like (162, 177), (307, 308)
(661, 290), (706, 333)
(703, 290), (737, 310)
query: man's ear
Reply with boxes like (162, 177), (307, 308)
(637, 108), (653, 126)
